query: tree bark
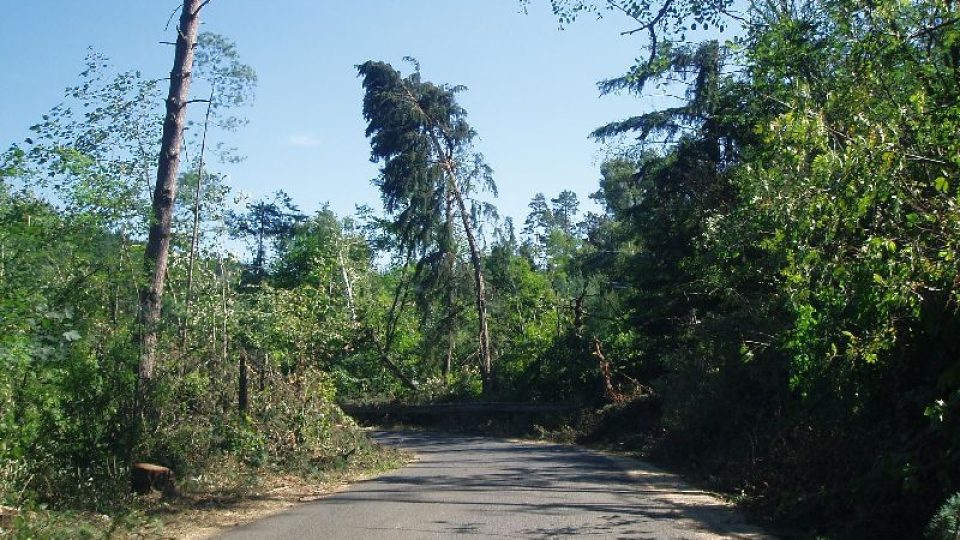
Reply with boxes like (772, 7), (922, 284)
(238, 349), (248, 413)
(574, 283), (587, 338)
(220, 257), (229, 366)
(379, 352), (418, 391)
(137, 0), (203, 390)
(443, 192), (456, 380)
(449, 177), (493, 395)
(255, 211), (266, 282)
(183, 85), (216, 344)
(338, 244), (357, 321)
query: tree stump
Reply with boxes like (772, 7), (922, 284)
(131, 463), (177, 496)
(0, 505), (19, 529)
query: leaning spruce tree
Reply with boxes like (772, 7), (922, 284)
(358, 60), (497, 394)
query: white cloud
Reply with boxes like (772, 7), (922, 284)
(287, 133), (322, 148)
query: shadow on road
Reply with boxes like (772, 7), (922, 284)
(218, 430), (773, 539)
(346, 431), (771, 539)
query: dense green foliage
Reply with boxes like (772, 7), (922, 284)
(3, 1), (960, 537)
(502, 0), (960, 537)
(348, 0), (960, 536)
(0, 41), (376, 526)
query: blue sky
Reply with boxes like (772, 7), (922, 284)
(1, 1), (681, 226)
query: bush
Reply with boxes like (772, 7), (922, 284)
(928, 493), (960, 540)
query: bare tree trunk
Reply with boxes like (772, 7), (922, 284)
(378, 351), (418, 391)
(255, 217), (266, 282)
(444, 329), (455, 379)
(337, 245), (357, 321)
(238, 349), (248, 413)
(137, 0), (204, 392)
(592, 337), (622, 404)
(221, 258), (229, 366)
(183, 85), (216, 344)
(443, 193), (456, 381)
(449, 178), (493, 395)
(574, 283), (587, 338)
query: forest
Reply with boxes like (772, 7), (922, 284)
(2, 0), (960, 538)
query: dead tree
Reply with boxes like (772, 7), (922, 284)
(137, 0), (206, 397)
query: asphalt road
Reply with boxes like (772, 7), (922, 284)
(217, 431), (772, 539)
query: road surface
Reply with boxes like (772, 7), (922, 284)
(218, 431), (772, 539)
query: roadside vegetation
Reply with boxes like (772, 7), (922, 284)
(2, 0), (960, 538)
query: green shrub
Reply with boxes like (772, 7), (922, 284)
(928, 493), (960, 540)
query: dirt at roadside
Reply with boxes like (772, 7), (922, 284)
(146, 454), (412, 540)
(153, 474), (352, 540)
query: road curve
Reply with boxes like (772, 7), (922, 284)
(217, 431), (772, 539)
